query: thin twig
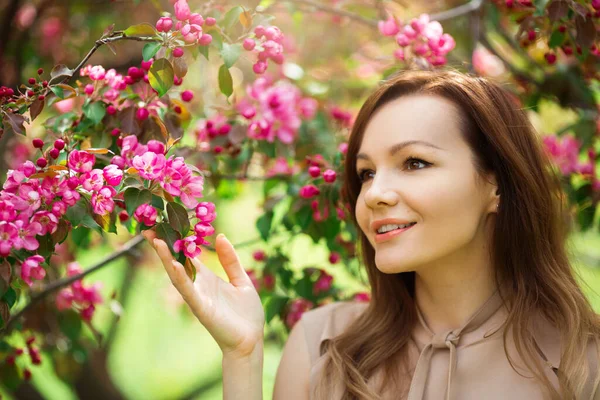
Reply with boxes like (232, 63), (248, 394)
(2, 234), (145, 335)
(283, 0), (378, 27)
(62, 32), (160, 86)
(480, 33), (541, 88)
(430, 0), (484, 22)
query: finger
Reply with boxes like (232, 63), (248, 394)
(141, 229), (156, 244)
(168, 259), (204, 317)
(214, 233), (251, 287)
(152, 238), (178, 282)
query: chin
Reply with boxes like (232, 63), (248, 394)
(374, 256), (416, 274)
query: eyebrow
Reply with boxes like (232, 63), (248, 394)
(356, 140), (443, 161)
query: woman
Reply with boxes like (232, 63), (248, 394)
(142, 69), (600, 399)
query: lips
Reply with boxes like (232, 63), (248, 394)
(374, 223), (416, 244)
(371, 218), (416, 234)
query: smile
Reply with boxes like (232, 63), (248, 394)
(374, 223), (416, 243)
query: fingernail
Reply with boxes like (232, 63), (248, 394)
(153, 238), (158, 247)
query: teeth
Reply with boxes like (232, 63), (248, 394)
(377, 223), (415, 234)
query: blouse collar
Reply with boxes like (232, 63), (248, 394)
(407, 287), (508, 400)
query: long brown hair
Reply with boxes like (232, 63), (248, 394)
(314, 69), (600, 399)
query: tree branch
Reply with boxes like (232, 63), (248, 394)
(60, 32), (161, 86)
(430, 0), (484, 22)
(480, 33), (541, 89)
(2, 234), (146, 335)
(2, 230), (268, 336)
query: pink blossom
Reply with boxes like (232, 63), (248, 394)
(30, 211), (58, 235)
(353, 292), (371, 302)
(285, 298), (313, 329)
(134, 204), (157, 226)
(180, 174), (204, 209)
(323, 169), (336, 183)
(195, 202), (216, 223)
(0, 222), (18, 256)
(147, 140), (166, 155)
(0, 200), (17, 222)
(103, 164), (123, 186)
(313, 270), (333, 295)
(52, 200), (68, 217)
(81, 169), (105, 192)
(132, 152), (166, 180)
(194, 222), (215, 237)
(56, 290), (74, 310)
(21, 255), (46, 287)
(378, 15), (401, 36)
(542, 134), (581, 176)
(91, 186), (117, 215)
(174, 0), (191, 21)
(160, 166), (183, 196)
(156, 16), (173, 32)
(173, 235), (202, 258)
(68, 150), (96, 173)
(472, 46), (505, 77)
(299, 184), (320, 199)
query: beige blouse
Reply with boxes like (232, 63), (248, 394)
(300, 288), (600, 399)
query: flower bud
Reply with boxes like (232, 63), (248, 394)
(173, 47), (184, 58)
(49, 148), (60, 159)
(36, 157), (47, 167)
(32, 138), (44, 148)
(136, 107), (149, 121)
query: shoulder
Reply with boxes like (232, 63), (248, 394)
(300, 301), (369, 366)
(531, 314), (600, 398)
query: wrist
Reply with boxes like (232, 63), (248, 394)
(222, 341), (263, 400)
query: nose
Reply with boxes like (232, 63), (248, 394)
(363, 172), (399, 209)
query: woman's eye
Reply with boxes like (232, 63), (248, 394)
(406, 157), (430, 170)
(357, 169), (373, 183)
(356, 157), (430, 183)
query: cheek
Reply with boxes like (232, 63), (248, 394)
(355, 193), (369, 234)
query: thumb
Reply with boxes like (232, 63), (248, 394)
(215, 234), (251, 287)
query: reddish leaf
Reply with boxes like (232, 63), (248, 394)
(547, 0), (569, 22)
(2, 111), (27, 135)
(575, 15), (596, 48)
(172, 56), (188, 78)
(30, 98), (45, 121)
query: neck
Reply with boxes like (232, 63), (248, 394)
(414, 239), (497, 334)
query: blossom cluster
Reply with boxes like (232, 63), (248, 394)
(236, 75), (318, 144)
(378, 13), (456, 67)
(155, 0), (214, 49)
(194, 114), (232, 153)
(172, 201), (217, 258)
(5, 336), (41, 380)
(242, 25), (286, 74)
(56, 261), (103, 321)
(542, 134), (600, 190)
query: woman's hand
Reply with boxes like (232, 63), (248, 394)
(142, 230), (265, 359)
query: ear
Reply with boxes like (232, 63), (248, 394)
(485, 172), (500, 213)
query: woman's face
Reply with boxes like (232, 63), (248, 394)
(355, 94), (499, 274)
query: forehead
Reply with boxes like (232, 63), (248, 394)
(359, 94), (462, 154)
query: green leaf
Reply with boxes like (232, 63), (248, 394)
(548, 30), (565, 48)
(59, 309), (82, 341)
(124, 188), (153, 218)
(220, 43), (243, 68)
(71, 226), (91, 248)
(124, 23), (157, 37)
(295, 205), (313, 230)
(256, 211), (274, 241)
(50, 85), (65, 99)
(218, 64), (233, 98)
(222, 6), (244, 30)
(167, 202), (190, 236)
(143, 42), (162, 61)
(148, 58), (174, 97)
(66, 198), (90, 226)
(2, 287), (17, 308)
(83, 101), (106, 125)
(155, 223), (181, 257)
(198, 44), (209, 60)
(0, 362), (20, 391)
(265, 295), (289, 323)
